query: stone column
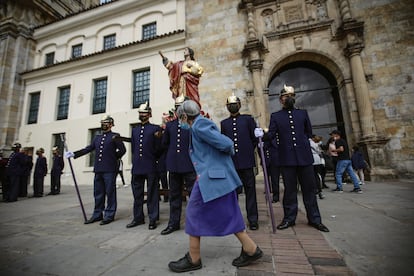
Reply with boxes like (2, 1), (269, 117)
(345, 45), (376, 139)
(242, 2), (268, 127)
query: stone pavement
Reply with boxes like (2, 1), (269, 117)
(0, 175), (413, 275)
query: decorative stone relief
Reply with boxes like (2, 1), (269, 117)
(294, 36), (303, 50)
(262, 9), (274, 32)
(284, 5), (303, 22)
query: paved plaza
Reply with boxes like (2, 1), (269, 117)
(0, 174), (413, 275)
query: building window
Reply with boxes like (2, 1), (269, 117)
(28, 92), (40, 124)
(45, 52), (55, 65)
(57, 86), (70, 120)
(53, 133), (66, 154)
(142, 22), (157, 40)
(93, 78), (107, 114)
(133, 69), (150, 108)
(71, 44), (82, 58)
(89, 128), (102, 166)
(103, 34), (116, 50)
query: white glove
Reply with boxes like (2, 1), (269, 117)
(254, 128), (264, 138)
(64, 151), (74, 159)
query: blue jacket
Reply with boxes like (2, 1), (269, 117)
(131, 122), (162, 175)
(267, 108), (314, 166)
(162, 119), (195, 173)
(220, 114), (257, 169)
(190, 115), (242, 203)
(74, 131), (126, 173)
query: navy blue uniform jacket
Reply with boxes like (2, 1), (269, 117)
(162, 119), (194, 173)
(34, 156), (47, 177)
(220, 114), (257, 169)
(131, 123), (162, 175)
(74, 131), (126, 173)
(268, 109), (313, 166)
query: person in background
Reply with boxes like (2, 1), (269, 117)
(49, 146), (64, 195)
(156, 150), (168, 203)
(351, 145), (367, 185)
(327, 135), (338, 183)
(255, 84), (329, 232)
(19, 147), (33, 197)
(33, 148), (47, 198)
(309, 135), (325, 199)
(116, 158), (128, 188)
(4, 143), (25, 202)
(220, 94), (259, 230)
(330, 130), (362, 193)
(65, 115), (126, 225)
(168, 100), (262, 273)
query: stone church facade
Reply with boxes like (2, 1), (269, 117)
(186, 0), (413, 180)
(1, 0), (413, 183)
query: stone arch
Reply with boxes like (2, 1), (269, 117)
(265, 51), (357, 141)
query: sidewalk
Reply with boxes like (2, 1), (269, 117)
(0, 176), (413, 275)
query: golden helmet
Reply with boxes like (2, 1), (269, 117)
(137, 101), (152, 113)
(226, 93), (240, 104)
(280, 84), (295, 96)
(100, 114), (114, 125)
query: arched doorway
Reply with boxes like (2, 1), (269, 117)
(268, 61), (345, 141)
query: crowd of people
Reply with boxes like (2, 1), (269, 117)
(0, 47), (369, 273)
(1, 143), (64, 202)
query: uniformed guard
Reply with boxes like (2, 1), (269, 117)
(33, 147), (47, 197)
(4, 142), (25, 202)
(160, 96), (197, 235)
(127, 102), (162, 230)
(65, 115), (126, 225)
(255, 85), (329, 232)
(49, 146), (64, 195)
(19, 147), (33, 197)
(220, 94), (259, 230)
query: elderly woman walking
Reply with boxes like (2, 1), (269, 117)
(168, 100), (263, 273)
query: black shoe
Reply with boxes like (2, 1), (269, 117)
(84, 216), (103, 224)
(272, 198), (279, 203)
(168, 252), (202, 273)
(126, 220), (145, 228)
(249, 222), (259, 231)
(47, 192), (56, 195)
(232, 246), (263, 267)
(161, 226), (179, 235)
(149, 221), (157, 230)
(308, 222), (330, 232)
(100, 219), (114, 225)
(276, 221), (295, 230)
(322, 184), (329, 189)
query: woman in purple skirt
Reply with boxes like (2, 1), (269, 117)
(168, 100), (263, 273)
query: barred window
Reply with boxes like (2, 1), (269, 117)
(92, 78), (107, 114)
(142, 22), (157, 40)
(45, 52), (55, 65)
(133, 69), (150, 108)
(71, 44), (82, 58)
(57, 86), (70, 120)
(28, 92), (40, 124)
(103, 34), (116, 50)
